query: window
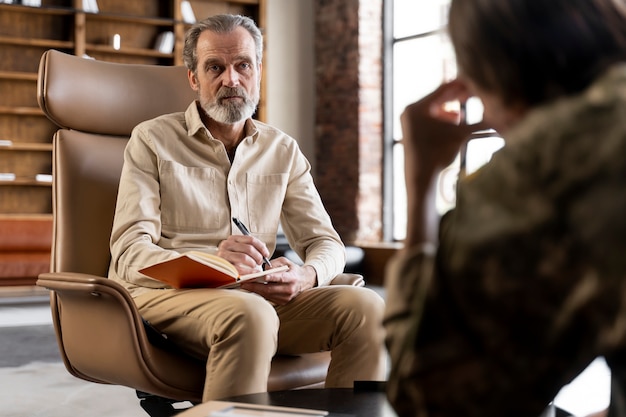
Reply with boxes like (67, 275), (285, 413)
(384, 0), (503, 241)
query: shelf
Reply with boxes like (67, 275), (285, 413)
(0, 178), (52, 187)
(0, 106), (45, 117)
(83, 11), (175, 26)
(0, 35), (74, 50)
(0, 213), (53, 220)
(0, 3), (74, 16)
(0, 142), (53, 152)
(85, 44), (175, 58)
(0, 71), (39, 81)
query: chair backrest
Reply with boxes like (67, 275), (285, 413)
(37, 50), (197, 276)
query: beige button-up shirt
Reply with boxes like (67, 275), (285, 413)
(109, 102), (345, 296)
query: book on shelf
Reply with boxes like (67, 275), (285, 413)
(180, 0), (196, 24)
(139, 251), (288, 289)
(20, 0), (42, 6)
(35, 174), (53, 183)
(82, 0), (98, 13)
(154, 31), (175, 54)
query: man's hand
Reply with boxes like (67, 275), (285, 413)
(240, 257), (317, 305)
(217, 234), (271, 275)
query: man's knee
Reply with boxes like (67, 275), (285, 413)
(338, 286), (384, 316)
(331, 286), (385, 336)
(216, 293), (279, 335)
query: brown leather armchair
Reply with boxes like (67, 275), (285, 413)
(35, 50), (364, 416)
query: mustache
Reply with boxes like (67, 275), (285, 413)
(216, 86), (249, 100)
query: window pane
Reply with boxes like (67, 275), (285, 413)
(393, 137), (505, 241)
(392, 34), (455, 141)
(392, 143), (406, 240)
(393, 0), (450, 38)
(389, 0), (455, 242)
(392, 143), (461, 241)
(465, 136), (505, 175)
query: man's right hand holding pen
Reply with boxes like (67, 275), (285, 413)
(216, 219), (317, 305)
(232, 217), (273, 270)
(216, 231), (273, 276)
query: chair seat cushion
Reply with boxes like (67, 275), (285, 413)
(268, 352), (331, 391)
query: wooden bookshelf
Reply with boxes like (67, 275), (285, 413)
(0, 0), (265, 217)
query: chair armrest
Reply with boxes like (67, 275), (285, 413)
(328, 273), (365, 287)
(36, 272), (205, 401)
(38, 271), (123, 290)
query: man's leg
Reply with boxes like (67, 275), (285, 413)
(134, 288), (279, 401)
(275, 285), (387, 387)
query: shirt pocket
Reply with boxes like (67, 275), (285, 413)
(246, 173), (288, 234)
(160, 160), (224, 232)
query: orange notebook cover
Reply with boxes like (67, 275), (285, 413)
(139, 251), (288, 289)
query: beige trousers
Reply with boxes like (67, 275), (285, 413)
(134, 285), (387, 401)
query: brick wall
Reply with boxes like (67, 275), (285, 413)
(314, 0), (383, 243)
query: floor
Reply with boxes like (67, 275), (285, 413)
(0, 286), (152, 417)
(0, 286), (613, 417)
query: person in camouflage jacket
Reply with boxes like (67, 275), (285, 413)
(384, 1), (626, 416)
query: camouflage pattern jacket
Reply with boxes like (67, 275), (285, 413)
(384, 64), (626, 417)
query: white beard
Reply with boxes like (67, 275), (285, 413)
(201, 85), (259, 124)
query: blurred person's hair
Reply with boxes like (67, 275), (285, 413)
(448, 0), (626, 106)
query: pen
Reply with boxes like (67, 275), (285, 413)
(232, 217), (272, 269)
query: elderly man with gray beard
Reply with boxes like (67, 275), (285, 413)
(108, 14), (386, 402)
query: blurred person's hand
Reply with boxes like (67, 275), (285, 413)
(400, 79), (489, 174)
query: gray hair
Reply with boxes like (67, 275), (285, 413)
(183, 14), (264, 75)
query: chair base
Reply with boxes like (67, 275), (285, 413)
(136, 391), (195, 417)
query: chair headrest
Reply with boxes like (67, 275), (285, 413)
(37, 50), (197, 137)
